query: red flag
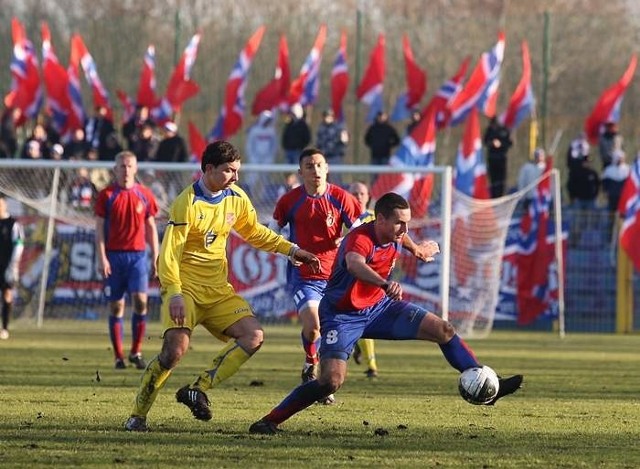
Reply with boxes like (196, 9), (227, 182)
(41, 22), (72, 139)
(71, 34), (113, 120)
(423, 56), (470, 130)
(516, 157), (554, 325)
(136, 45), (157, 108)
(116, 90), (135, 124)
(402, 34), (426, 109)
(188, 121), (206, 162)
(252, 34), (290, 115)
(165, 33), (201, 112)
(289, 25), (327, 106)
(454, 107), (489, 199)
(331, 31), (349, 121)
(618, 157), (640, 271)
(356, 34), (385, 103)
(584, 54), (637, 144)
(4, 18), (42, 125)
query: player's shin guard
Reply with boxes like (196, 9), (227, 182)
(358, 338), (377, 371)
(109, 316), (125, 360)
(439, 334), (479, 372)
(131, 356), (172, 417)
(264, 380), (332, 425)
(130, 313), (147, 355)
(192, 341), (251, 391)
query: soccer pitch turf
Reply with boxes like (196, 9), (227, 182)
(1, 320), (640, 468)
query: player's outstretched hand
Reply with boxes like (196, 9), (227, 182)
(413, 240), (440, 262)
(293, 249), (322, 274)
(383, 281), (403, 300)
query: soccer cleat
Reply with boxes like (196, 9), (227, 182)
(0, 329), (8, 340)
(318, 393), (336, 405)
(128, 353), (147, 370)
(249, 418), (282, 435)
(485, 374), (523, 406)
(301, 363), (318, 383)
(365, 368), (378, 378)
(352, 343), (363, 365)
(115, 358), (127, 369)
(124, 416), (149, 432)
(175, 385), (212, 421)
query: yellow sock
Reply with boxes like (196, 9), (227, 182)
(193, 341), (251, 391)
(131, 356), (172, 417)
(358, 338), (378, 371)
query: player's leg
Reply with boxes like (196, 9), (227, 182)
(127, 251), (150, 369)
(109, 299), (126, 368)
(126, 327), (191, 431)
(105, 252), (128, 368)
(292, 280), (325, 382)
(357, 338), (378, 377)
(1, 284), (13, 339)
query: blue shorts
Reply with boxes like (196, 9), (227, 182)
(318, 296), (427, 361)
(289, 271), (327, 313)
(104, 251), (149, 301)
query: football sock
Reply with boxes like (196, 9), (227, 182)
(358, 338), (377, 371)
(264, 379), (332, 425)
(1, 300), (11, 330)
(439, 334), (479, 372)
(130, 313), (147, 355)
(109, 316), (125, 360)
(192, 340), (251, 391)
(301, 333), (319, 365)
(131, 356), (171, 417)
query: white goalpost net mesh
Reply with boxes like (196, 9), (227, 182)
(0, 160), (526, 338)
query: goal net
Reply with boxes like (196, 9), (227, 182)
(0, 159), (534, 338)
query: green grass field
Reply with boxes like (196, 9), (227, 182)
(1, 320), (640, 468)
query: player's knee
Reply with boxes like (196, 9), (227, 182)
(319, 376), (342, 394)
(439, 321), (456, 342)
(240, 328), (264, 353)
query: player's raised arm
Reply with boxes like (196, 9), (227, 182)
(402, 235), (440, 262)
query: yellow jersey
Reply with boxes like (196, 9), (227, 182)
(159, 181), (294, 297)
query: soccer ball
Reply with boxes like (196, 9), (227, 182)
(458, 366), (500, 405)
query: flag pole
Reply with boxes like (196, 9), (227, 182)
(551, 168), (565, 338)
(353, 6), (363, 165)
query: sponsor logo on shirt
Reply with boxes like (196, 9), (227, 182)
(205, 230), (217, 248)
(226, 213), (236, 225)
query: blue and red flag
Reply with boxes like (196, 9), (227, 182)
(288, 25), (326, 107)
(500, 41), (535, 131)
(618, 156), (640, 271)
(371, 104), (436, 218)
(136, 45), (158, 109)
(188, 120), (206, 163)
(584, 54), (637, 144)
(516, 157), (555, 325)
(391, 34), (426, 122)
(4, 18), (42, 126)
(72, 34), (113, 121)
(164, 33), (201, 112)
(356, 34), (385, 122)
(448, 32), (505, 126)
(208, 26), (265, 141)
(67, 35), (86, 133)
(331, 30), (349, 122)
(41, 22), (72, 140)
(422, 56), (470, 130)
(116, 90), (136, 124)
(252, 34), (290, 115)
(454, 107), (489, 199)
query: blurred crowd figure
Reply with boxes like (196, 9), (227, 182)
(483, 116), (513, 198)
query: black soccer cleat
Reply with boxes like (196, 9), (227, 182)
(115, 358), (127, 370)
(301, 363), (318, 383)
(486, 374), (523, 406)
(128, 353), (147, 370)
(175, 385), (212, 421)
(352, 343), (363, 365)
(249, 418), (282, 435)
(124, 416), (149, 432)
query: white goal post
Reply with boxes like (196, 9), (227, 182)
(0, 159), (564, 338)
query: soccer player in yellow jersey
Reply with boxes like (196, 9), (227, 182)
(125, 141), (320, 432)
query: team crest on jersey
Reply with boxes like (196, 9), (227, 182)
(326, 211), (335, 227)
(198, 212), (205, 220)
(226, 213), (236, 225)
(205, 230), (217, 247)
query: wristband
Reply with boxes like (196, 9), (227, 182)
(288, 244), (300, 259)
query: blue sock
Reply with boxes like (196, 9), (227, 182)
(439, 334), (479, 372)
(265, 380), (330, 425)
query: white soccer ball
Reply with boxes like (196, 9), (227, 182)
(458, 365), (500, 405)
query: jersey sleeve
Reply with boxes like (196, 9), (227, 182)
(158, 192), (191, 297)
(143, 186), (159, 217)
(344, 229), (373, 259)
(342, 191), (364, 229)
(235, 191), (293, 255)
(94, 189), (108, 218)
(272, 194), (289, 228)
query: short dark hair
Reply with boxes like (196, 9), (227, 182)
(201, 141), (241, 172)
(298, 147), (326, 165)
(374, 192), (409, 218)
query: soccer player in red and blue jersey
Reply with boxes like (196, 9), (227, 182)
(250, 192), (523, 434)
(95, 151), (159, 370)
(272, 147), (362, 404)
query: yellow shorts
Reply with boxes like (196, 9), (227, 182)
(161, 282), (255, 342)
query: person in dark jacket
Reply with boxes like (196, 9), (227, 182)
(364, 111), (400, 166)
(281, 103), (311, 165)
(483, 117), (513, 198)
